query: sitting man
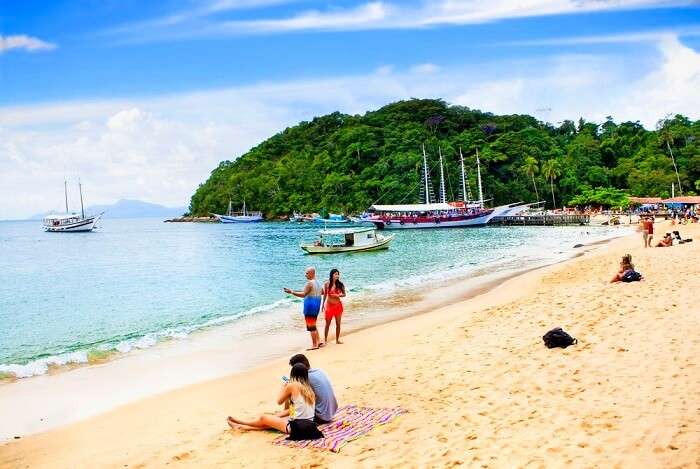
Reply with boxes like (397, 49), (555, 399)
(288, 353), (338, 424)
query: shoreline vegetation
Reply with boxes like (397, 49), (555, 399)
(2, 222), (698, 467)
(188, 99), (699, 218)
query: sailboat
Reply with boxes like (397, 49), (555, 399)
(213, 199), (263, 223)
(368, 145), (512, 229)
(43, 179), (103, 232)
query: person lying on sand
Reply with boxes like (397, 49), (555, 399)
(227, 363), (323, 440)
(656, 233), (673, 247)
(610, 254), (635, 283)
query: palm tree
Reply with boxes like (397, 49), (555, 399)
(541, 159), (561, 209)
(657, 119), (683, 195)
(522, 156), (540, 202)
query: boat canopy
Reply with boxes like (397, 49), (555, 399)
(318, 227), (375, 235)
(370, 203), (454, 212)
(43, 213), (82, 220)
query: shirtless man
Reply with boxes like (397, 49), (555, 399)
(284, 267), (323, 350)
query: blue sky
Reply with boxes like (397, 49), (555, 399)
(1, 0), (700, 218)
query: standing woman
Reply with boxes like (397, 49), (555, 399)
(321, 269), (346, 344)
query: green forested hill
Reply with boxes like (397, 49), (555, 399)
(189, 99), (700, 216)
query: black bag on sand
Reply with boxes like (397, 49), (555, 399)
(621, 270), (643, 282)
(287, 419), (324, 441)
(543, 327), (577, 349)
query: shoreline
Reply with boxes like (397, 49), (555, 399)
(2, 222), (698, 467)
(0, 224), (629, 385)
(0, 227), (631, 443)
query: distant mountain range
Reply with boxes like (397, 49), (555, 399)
(29, 199), (187, 220)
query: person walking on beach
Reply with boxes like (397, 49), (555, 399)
(284, 267), (323, 350)
(321, 269), (346, 345)
(642, 216), (654, 248)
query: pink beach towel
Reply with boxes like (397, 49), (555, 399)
(273, 405), (407, 453)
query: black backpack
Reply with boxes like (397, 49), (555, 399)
(543, 327), (577, 348)
(621, 270), (642, 282)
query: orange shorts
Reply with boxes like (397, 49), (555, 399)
(304, 315), (318, 331)
(324, 302), (344, 321)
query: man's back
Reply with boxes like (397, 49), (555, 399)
(308, 368), (338, 422)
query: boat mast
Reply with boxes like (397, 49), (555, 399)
(228, 199), (232, 216)
(422, 144), (431, 204)
(242, 198), (247, 217)
(438, 147), (446, 204)
(476, 148), (484, 208)
(78, 178), (85, 219)
(64, 179), (69, 213)
(459, 146), (470, 202)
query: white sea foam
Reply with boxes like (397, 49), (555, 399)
(0, 351), (89, 378)
(0, 298), (297, 380)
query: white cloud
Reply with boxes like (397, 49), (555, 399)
(106, 0), (687, 41)
(410, 63), (441, 74)
(0, 35), (56, 53)
(501, 25), (700, 46)
(1, 36), (699, 219)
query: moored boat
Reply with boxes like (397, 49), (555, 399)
(300, 227), (394, 254)
(213, 199), (263, 223)
(368, 145), (511, 230)
(43, 179), (102, 233)
(312, 213), (351, 226)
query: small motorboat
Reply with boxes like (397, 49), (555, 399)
(312, 213), (351, 226)
(301, 227), (394, 254)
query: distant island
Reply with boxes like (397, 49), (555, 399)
(188, 99), (699, 217)
(30, 199), (187, 220)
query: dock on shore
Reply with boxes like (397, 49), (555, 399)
(491, 214), (590, 226)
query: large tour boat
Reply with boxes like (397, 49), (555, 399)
(369, 145), (511, 229)
(43, 180), (102, 232)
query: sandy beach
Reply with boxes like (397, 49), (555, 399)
(2, 222), (699, 468)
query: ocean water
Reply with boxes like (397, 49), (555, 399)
(0, 218), (627, 379)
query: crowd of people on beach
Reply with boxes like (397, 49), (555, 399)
(611, 216), (693, 283)
(639, 216), (693, 248)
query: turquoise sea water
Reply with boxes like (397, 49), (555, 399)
(0, 218), (626, 378)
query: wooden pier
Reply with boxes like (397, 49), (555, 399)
(491, 214), (590, 226)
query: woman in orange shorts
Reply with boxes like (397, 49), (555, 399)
(321, 269), (346, 345)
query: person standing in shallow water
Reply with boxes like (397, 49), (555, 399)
(321, 268), (346, 345)
(284, 267), (323, 350)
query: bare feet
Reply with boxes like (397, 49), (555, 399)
(336, 340), (343, 344)
(227, 416), (238, 429)
(306, 346), (320, 351)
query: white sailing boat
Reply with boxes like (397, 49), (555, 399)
(43, 180), (102, 232)
(213, 199), (263, 223)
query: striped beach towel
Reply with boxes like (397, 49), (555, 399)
(273, 405), (407, 452)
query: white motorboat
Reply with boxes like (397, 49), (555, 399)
(301, 227), (394, 254)
(213, 199), (263, 223)
(43, 180), (102, 232)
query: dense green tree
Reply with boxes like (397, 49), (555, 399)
(187, 99), (699, 216)
(541, 159), (562, 209)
